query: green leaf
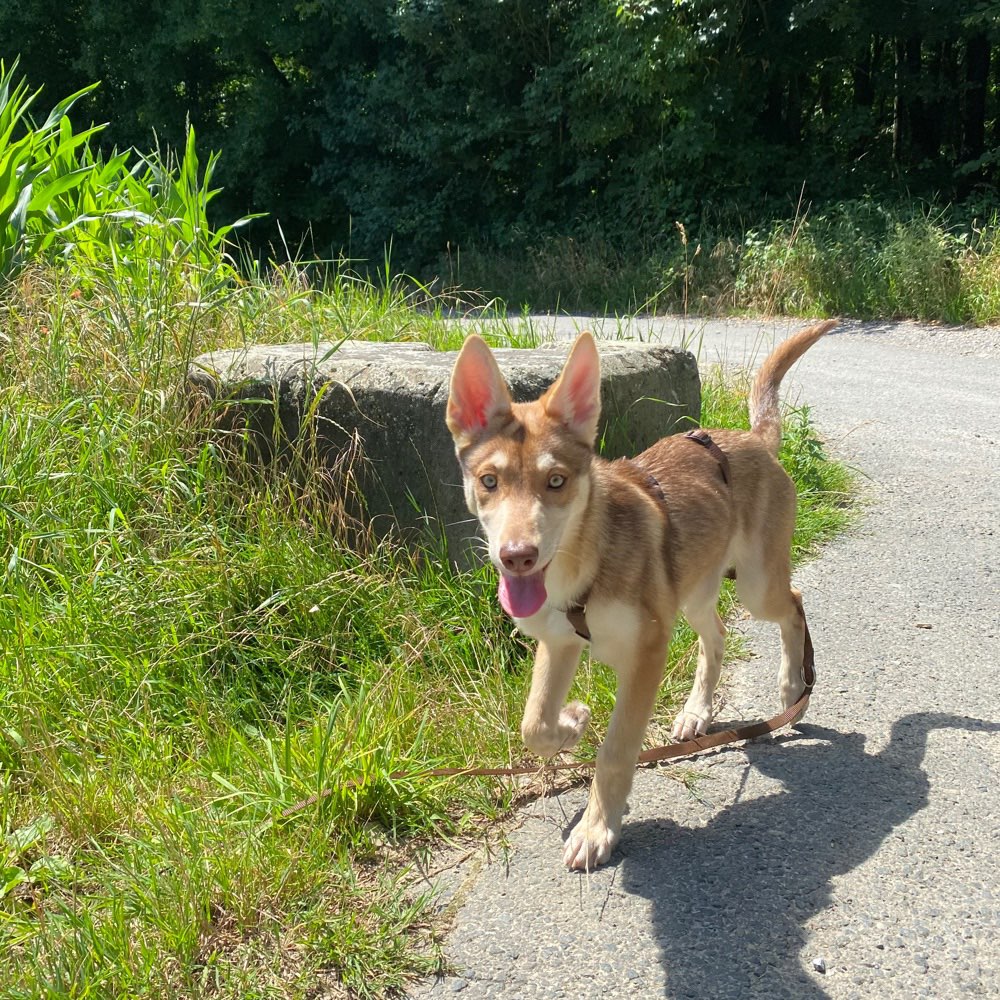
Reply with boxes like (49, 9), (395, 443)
(6, 814), (55, 854)
(1, 864), (27, 898)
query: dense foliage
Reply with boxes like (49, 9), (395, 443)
(2, 0), (998, 272)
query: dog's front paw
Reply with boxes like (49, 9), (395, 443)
(781, 669), (814, 716)
(522, 701), (591, 757)
(563, 812), (619, 871)
(671, 707), (711, 742)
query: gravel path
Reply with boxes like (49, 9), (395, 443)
(411, 318), (1000, 1000)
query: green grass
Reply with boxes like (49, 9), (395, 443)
(0, 263), (527, 998)
(0, 64), (855, 998)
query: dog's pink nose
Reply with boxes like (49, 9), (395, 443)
(500, 542), (539, 574)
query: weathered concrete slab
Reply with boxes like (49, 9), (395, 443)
(186, 339), (699, 561)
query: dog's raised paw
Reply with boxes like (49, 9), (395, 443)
(671, 709), (711, 742)
(522, 701), (592, 757)
(563, 814), (618, 871)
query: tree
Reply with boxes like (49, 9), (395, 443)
(1, 0), (997, 267)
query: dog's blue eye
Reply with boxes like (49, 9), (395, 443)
(480, 474), (498, 490)
(548, 473), (566, 489)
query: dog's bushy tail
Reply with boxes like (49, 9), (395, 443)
(749, 320), (838, 454)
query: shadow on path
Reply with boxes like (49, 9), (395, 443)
(604, 712), (1000, 999)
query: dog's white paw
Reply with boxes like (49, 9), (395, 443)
(781, 684), (810, 723)
(781, 672), (814, 714)
(522, 700), (591, 757)
(563, 813), (619, 871)
(671, 708), (711, 742)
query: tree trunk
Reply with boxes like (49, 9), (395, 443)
(853, 40), (875, 109)
(963, 34), (990, 163)
(893, 38), (903, 163)
(905, 36), (937, 162)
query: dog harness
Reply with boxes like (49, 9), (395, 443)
(682, 428), (731, 485)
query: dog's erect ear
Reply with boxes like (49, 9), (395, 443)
(543, 332), (601, 445)
(447, 335), (513, 444)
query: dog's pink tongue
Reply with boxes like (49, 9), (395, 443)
(498, 572), (547, 619)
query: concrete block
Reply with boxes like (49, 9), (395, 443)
(186, 339), (700, 562)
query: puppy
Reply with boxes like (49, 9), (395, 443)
(446, 322), (835, 869)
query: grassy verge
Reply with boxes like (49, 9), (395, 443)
(445, 200), (1000, 324)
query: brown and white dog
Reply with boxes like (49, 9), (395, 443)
(446, 321), (836, 869)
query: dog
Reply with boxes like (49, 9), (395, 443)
(445, 321), (836, 870)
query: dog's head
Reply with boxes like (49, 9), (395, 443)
(446, 333), (601, 618)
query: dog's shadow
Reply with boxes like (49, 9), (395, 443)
(569, 712), (999, 999)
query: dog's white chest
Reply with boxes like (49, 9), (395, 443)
(515, 604), (579, 643)
(515, 599), (644, 671)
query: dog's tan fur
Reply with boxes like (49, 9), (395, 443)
(446, 321), (836, 869)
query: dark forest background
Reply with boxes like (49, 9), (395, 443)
(5, 0), (998, 276)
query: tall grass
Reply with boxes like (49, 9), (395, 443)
(731, 201), (1000, 323)
(0, 67), (855, 997)
(448, 200), (1000, 323)
(1, 255), (537, 998)
(0, 57), (102, 277)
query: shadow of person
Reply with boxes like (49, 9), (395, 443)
(603, 712), (999, 1000)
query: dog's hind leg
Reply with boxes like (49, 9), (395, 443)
(735, 561), (813, 713)
(671, 576), (727, 741)
(521, 636), (590, 758)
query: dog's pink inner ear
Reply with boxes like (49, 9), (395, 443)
(545, 335), (601, 440)
(448, 338), (511, 435)
(563, 365), (598, 424)
(450, 374), (494, 430)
